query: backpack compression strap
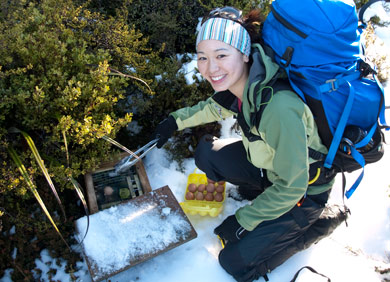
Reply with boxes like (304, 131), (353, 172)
(359, 0), (390, 26)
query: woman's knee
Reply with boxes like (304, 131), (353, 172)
(194, 134), (215, 172)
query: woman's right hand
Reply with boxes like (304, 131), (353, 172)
(152, 115), (178, 148)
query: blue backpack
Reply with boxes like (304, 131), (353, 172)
(262, 0), (388, 198)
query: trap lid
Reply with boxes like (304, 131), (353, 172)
(75, 185), (197, 282)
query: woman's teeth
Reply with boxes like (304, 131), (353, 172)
(211, 75), (225, 81)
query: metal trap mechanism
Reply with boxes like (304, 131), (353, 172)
(93, 167), (143, 210)
(84, 153), (152, 214)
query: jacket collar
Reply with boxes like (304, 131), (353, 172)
(242, 43), (280, 121)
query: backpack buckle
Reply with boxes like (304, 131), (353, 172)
(340, 137), (354, 155)
(297, 193), (307, 207)
(280, 46), (294, 67)
(359, 60), (377, 78)
(325, 79), (338, 92)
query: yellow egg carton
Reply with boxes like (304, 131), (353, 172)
(180, 169), (226, 217)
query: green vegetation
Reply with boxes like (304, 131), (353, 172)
(0, 0), (159, 279)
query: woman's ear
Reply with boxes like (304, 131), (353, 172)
(243, 55), (249, 63)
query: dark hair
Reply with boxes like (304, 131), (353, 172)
(241, 9), (265, 45)
(201, 7), (265, 45)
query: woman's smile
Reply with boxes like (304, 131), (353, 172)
(210, 74), (227, 82)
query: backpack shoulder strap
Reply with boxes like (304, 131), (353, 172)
(253, 76), (292, 128)
(237, 74), (292, 142)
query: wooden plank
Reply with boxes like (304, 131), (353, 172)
(84, 172), (99, 214)
(135, 160), (152, 192)
(91, 152), (128, 172)
(75, 185), (197, 282)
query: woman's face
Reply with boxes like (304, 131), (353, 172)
(197, 40), (249, 99)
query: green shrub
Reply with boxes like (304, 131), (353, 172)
(0, 0), (159, 195)
(354, 0), (370, 9)
(87, 0), (270, 57)
(0, 1), (160, 278)
(124, 0), (206, 56)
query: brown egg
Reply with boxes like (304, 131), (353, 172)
(195, 191), (204, 200)
(104, 186), (114, 196)
(207, 178), (216, 184)
(205, 193), (214, 201)
(206, 184), (215, 193)
(185, 191), (195, 200)
(218, 181), (226, 185)
(216, 185), (225, 193)
(214, 192), (224, 202)
(197, 184), (206, 192)
(188, 183), (197, 193)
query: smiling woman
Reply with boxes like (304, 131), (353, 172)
(148, 5), (343, 282)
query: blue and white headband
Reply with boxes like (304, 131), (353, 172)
(196, 17), (251, 57)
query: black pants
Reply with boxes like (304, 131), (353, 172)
(195, 135), (331, 282)
(194, 135), (271, 192)
(218, 191), (329, 282)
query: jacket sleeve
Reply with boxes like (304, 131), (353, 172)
(170, 95), (235, 130)
(236, 91), (310, 231)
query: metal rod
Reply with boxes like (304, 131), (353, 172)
(111, 139), (158, 175)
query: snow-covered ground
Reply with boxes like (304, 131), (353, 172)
(1, 2), (390, 282)
(10, 113), (389, 282)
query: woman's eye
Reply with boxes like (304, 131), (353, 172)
(217, 54), (227, 59)
(197, 56), (207, 61)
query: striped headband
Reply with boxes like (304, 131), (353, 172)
(196, 17), (251, 57)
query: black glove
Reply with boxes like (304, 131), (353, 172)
(152, 115), (178, 148)
(214, 215), (249, 244)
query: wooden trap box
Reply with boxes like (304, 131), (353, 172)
(75, 185), (197, 282)
(84, 152), (152, 214)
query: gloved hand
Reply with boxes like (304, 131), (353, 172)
(152, 115), (178, 148)
(214, 215), (249, 244)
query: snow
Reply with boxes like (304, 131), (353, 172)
(1, 3), (390, 282)
(180, 54), (202, 85)
(31, 249), (87, 282)
(362, 2), (390, 48)
(9, 226), (15, 235)
(74, 190), (193, 280)
(11, 249), (16, 260)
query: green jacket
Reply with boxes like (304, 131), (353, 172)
(171, 44), (333, 231)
